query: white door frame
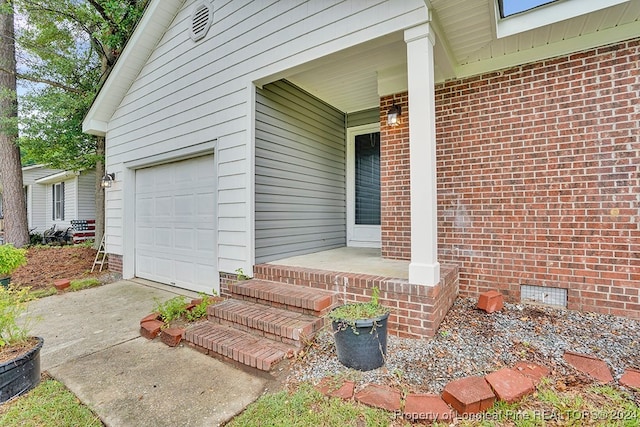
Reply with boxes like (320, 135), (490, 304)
(346, 123), (381, 248)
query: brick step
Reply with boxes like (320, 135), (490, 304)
(185, 322), (290, 372)
(209, 299), (325, 346)
(228, 279), (337, 316)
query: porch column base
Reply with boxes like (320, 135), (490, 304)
(409, 261), (440, 286)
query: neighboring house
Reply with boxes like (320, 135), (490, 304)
(22, 165), (96, 234)
(83, 0), (639, 340)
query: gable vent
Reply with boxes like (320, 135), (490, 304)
(190, 2), (212, 42)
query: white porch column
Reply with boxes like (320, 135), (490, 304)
(405, 23), (440, 286)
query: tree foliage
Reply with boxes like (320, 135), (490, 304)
(15, 0), (147, 170)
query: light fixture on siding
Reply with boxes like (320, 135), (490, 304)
(101, 173), (115, 189)
(387, 104), (401, 126)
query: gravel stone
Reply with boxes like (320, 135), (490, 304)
(287, 298), (640, 394)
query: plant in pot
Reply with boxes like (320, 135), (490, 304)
(328, 287), (390, 371)
(0, 244), (27, 288)
(0, 284), (43, 403)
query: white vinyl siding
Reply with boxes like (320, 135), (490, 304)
(77, 170), (96, 220)
(101, 0), (426, 272)
(22, 167), (62, 232)
(255, 80), (346, 263)
(347, 108), (380, 128)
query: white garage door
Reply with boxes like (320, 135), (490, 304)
(135, 155), (217, 294)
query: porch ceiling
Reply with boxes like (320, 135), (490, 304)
(284, 0), (640, 114)
(286, 33), (408, 114)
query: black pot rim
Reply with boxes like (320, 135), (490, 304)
(331, 309), (390, 328)
(0, 337), (44, 370)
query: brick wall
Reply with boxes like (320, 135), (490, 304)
(254, 263), (459, 338)
(107, 253), (122, 274)
(435, 38), (639, 318)
(380, 93), (411, 260)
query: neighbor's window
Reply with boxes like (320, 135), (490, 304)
(498, 0), (558, 17)
(52, 182), (65, 221)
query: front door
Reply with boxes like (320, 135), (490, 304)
(347, 124), (381, 247)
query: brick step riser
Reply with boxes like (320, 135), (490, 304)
(228, 293), (338, 317)
(210, 317), (313, 348)
(209, 303), (325, 343)
(253, 266), (338, 289)
(185, 326), (287, 372)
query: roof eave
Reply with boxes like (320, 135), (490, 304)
(82, 0), (185, 137)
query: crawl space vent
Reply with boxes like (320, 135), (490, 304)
(521, 284), (567, 308)
(190, 2), (213, 42)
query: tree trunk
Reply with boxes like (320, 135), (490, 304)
(93, 135), (105, 249)
(0, 1), (28, 247)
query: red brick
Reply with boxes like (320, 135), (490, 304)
(442, 376), (496, 414)
(563, 351), (614, 383)
(477, 290), (504, 313)
(53, 279), (71, 291)
(316, 377), (355, 400)
(161, 327), (185, 347)
(485, 368), (535, 403)
(140, 313), (161, 325)
(140, 320), (164, 340)
(619, 368), (640, 389)
(513, 361), (551, 385)
(354, 384), (402, 412)
(404, 394), (454, 421)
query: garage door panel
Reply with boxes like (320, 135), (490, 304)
(174, 228), (195, 250)
(197, 230), (216, 251)
(153, 227), (173, 248)
(135, 154), (217, 293)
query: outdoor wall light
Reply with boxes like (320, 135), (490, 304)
(387, 104), (401, 126)
(101, 172), (115, 189)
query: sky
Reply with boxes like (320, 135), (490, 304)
(501, 0), (558, 17)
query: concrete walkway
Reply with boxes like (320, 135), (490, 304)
(27, 280), (269, 427)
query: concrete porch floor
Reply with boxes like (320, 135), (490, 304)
(268, 247), (409, 279)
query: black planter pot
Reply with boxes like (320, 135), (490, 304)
(0, 337), (44, 403)
(332, 311), (389, 371)
(0, 276), (10, 288)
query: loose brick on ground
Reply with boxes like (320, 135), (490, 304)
(619, 368), (640, 389)
(477, 290), (504, 313)
(316, 377), (355, 400)
(140, 313), (160, 325)
(140, 320), (164, 340)
(485, 368), (535, 403)
(161, 327), (185, 347)
(442, 376), (496, 414)
(53, 279), (71, 291)
(354, 384), (402, 412)
(513, 361), (550, 385)
(404, 394), (454, 421)
(563, 351), (614, 383)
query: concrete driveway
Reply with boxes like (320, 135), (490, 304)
(27, 280), (270, 427)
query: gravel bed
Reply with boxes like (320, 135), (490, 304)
(286, 298), (640, 394)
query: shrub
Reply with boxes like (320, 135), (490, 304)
(153, 296), (188, 324)
(0, 245), (27, 277)
(0, 285), (34, 347)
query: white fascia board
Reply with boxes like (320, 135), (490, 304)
(82, 118), (108, 136)
(456, 19), (640, 80)
(35, 170), (79, 185)
(82, 0), (184, 136)
(496, 0), (631, 38)
(21, 164), (46, 171)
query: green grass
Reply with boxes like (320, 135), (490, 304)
(29, 287), (58, 299)
(456, 380), (640, 427)
(227, 383), (400, 427)
(69, 278), (101, 292)
(0, 378), (102, 426)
